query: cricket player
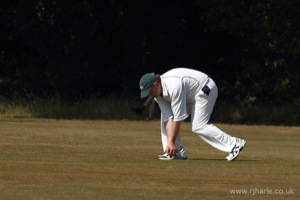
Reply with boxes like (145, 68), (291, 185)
(139, 68), (246, 161)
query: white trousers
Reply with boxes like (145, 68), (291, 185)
(160, 78), (236, 153)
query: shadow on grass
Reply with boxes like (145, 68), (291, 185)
(188, 158), (258, 162)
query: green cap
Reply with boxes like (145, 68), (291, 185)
(139, 73), (156, 98)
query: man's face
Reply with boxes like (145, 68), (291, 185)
(150, 82), (161, 98)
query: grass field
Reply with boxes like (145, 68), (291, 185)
(0, 119), (299, 200)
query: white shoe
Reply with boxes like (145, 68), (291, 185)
(226, 138), (246, 161)
(157, 153), (175, 160)
(157, 148), (188, 160)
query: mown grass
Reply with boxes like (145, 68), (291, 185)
(0, 119), (299, 200)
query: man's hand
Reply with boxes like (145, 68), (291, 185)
(166, 141), (177, 156)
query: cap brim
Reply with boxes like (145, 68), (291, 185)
(140, 88), (151, 99)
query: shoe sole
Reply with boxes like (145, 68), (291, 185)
(157, 156), (188, 160)
(157, 157), (174, 160)
(227, 140), (247, 161)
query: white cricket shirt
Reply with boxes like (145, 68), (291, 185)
(155, 68), (209, 122)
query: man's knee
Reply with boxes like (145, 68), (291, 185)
(191, 124), (207, 133)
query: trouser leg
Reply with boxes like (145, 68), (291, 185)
(191, 79), (236, 152)
(192, 124), (236, 152)
(160, 115), (183, 152)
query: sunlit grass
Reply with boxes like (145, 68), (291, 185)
(0, 119), (299, 199)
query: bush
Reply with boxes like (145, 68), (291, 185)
(211, 102), (300, 126)
(0, 95), (142, 120)
(0, 95), (299, 126)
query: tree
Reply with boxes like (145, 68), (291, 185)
(197, 0), (300, 104)
(0, 0), (299, 105)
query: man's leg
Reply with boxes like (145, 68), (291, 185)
(160, 116), (183, 152)
(158, 115), (187, 160)
(191, 79), (236, 152)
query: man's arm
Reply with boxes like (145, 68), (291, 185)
(165, 119), (181, 156)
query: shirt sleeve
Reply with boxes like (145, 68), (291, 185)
(170, 84), (188, 121)
(155, 97), (173, 123)
(165, 78), (189, 121)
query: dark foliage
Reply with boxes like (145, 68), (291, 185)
(0, 0), (299, 104)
